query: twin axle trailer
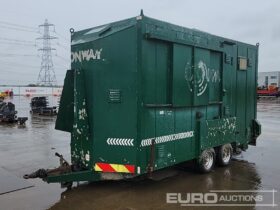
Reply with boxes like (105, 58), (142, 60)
(25, 13), (261, 185)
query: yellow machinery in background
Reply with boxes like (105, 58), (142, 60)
(0, 92), (7, 98)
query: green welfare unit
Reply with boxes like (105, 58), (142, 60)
(49, 13), (261, 183)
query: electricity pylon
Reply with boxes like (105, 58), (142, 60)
(37, 19), (57, 86)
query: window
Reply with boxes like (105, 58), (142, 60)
(271, 76), (277, 79)
(238, 57), (247, 70)
(265, 76), (268, 86)
(270, 83), (277, 86)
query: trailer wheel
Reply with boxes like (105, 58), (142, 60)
(217, 144), (232, 166)
(197, 148), (215, 173)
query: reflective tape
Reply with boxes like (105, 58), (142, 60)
(94, 163), (135, 173)
(141, 131), (194, 147)
(106, 138), (134, 146)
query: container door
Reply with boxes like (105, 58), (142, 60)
(154, 41), (174, 169)
(172, 44), (195, 161)
(246, 48), (257, 143)
(155, 109), (174, 169)
(172, 44), (193, 106)
(236, 46), (247, 142)
(222, 43), (236, 117)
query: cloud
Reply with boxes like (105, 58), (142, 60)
(0, 0), (279, 84)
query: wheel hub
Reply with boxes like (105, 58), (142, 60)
(222, 147), (231, 163)
(203, 152), (213, 170)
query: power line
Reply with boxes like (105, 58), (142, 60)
(0, 69), (39, 75)
(0, 78), (38, 83)
(54, 31), (70, 43)
(0, 25), (38, 33)
(0, 53), (39, 57)
(0, 41), (36, 47)
(56, 42), (70, 51)
(0, 62), (67, 74)
(0, 20), (37, 30)
(0, 61), (41, 68)
(55, 54), (70, 62)
(0, 67), (67, 76)
(0, 37), (35, 44)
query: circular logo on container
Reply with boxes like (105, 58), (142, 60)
(184, 61), (194, 92)
(185, 60), (209, 96)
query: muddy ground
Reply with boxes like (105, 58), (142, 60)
(0, 96), (279, 210)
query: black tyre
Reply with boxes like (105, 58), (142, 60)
(197, 148), (215, 173)
(216, 144), (233, 166)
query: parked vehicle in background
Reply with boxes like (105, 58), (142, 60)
(257, 85), (280, 97)
(0, 101), (27, 125)
(30, 96), (57, 116)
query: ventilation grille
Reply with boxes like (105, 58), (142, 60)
(108, 89), (121, 103)
(225, 54), (232, 65)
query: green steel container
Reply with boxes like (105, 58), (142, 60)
(50, 13), (261, 183)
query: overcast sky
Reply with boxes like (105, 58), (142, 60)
(0, 0), (279, 85)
